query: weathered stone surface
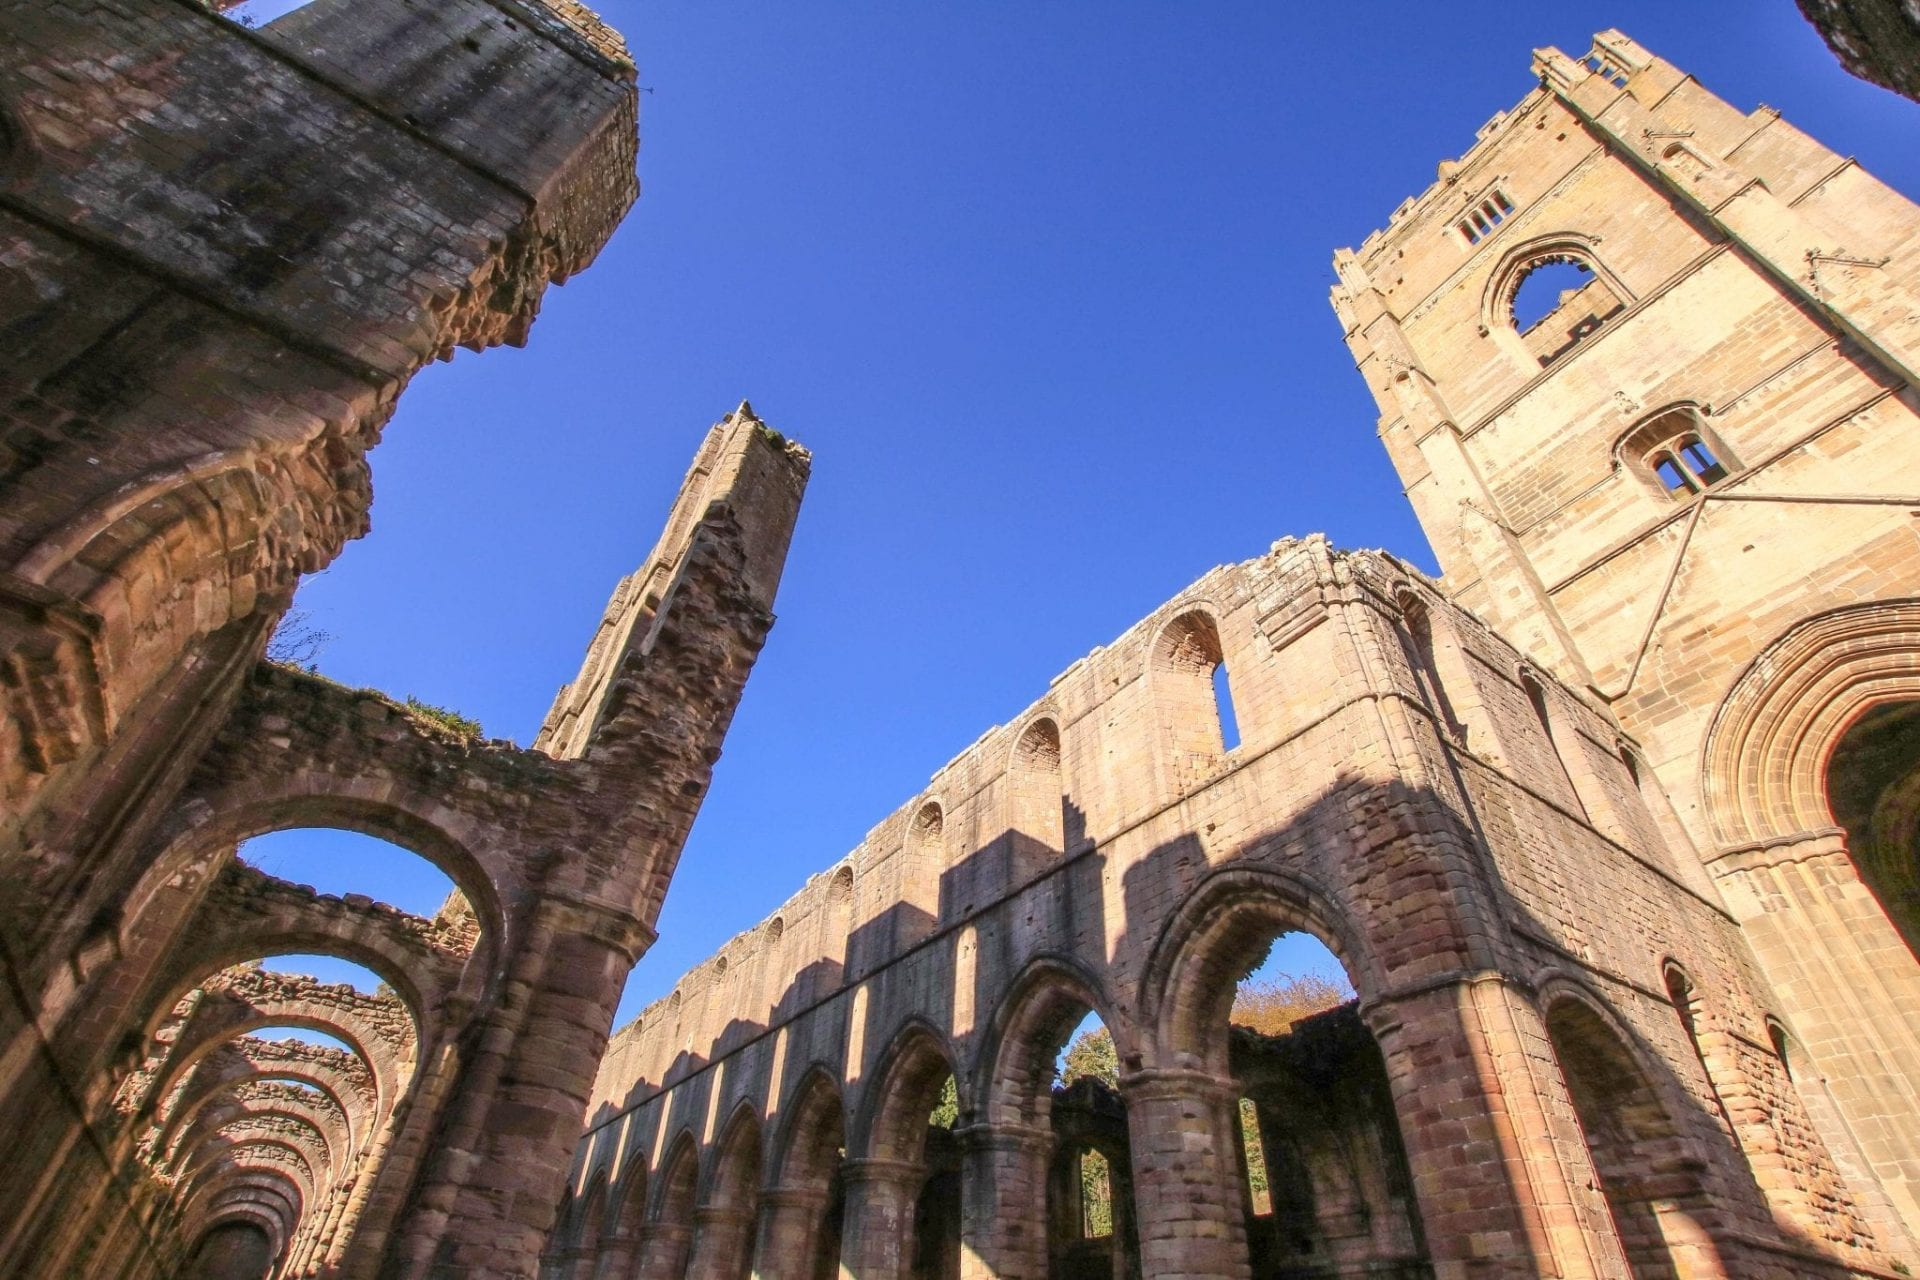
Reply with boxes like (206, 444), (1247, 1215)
(0, 2), (810, 1275)
(1799, 0), (1920, 104)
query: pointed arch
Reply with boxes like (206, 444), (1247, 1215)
(1137, 864), (1369, 1076)
(973, 955), (1124, 1130)
(852, 1021), (957, 1165)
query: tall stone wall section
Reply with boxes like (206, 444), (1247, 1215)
(554, 539), (1901, 1280)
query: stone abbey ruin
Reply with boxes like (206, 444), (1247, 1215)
(2, 4), (1920, 1280)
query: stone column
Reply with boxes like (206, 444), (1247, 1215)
(1706, 829), (1920, 1241)
(1365, 975), (1631, 1280)
(686, 1204), (755, 1280)
(750, 1187), (829, 1280)
(378, 896), (652, 1279)
(633, 1223), (694, 1280)
(837, 1158), (924, 1280)
(1119, 1067), (1249, 1280)
(956, 1121), (1051, 1280)
(590, 1222), (644, 1280)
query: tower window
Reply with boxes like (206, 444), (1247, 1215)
(1584, 51), (1630, 88)
(1646, 434), (1728, 497)
(1456, 189), (1515, 245)
(1617, 407), (1738, 500)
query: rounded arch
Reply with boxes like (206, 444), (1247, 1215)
(145, 986), (408, 1126)
(973, 954), (1127, 1130)
(1537, 981), (1724, 1277)
(851, 1020), (958, 1165)
(129, 787), (508, 979)
(1007, 716), (1068, 858)
(161, 1067), (362, 1172)
(1700, 598), (1920, 845)
(1137, 864), (1370, 1075)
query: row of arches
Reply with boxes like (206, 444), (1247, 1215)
(555, 860), (1845, 1280)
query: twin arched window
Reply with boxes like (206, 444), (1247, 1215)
(1616, 406), (1736, 500)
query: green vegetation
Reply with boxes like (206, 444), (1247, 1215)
(402, 696), (483, 739)
(929, 1074), (959, 1128)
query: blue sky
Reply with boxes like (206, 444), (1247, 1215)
(248, 3), (1920, 1027)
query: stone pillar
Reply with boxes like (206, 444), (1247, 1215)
(1706, 829), (1920, 1240)
(956, 1121), (1051, 1280)
(1119, 1067), (1249, 1280)
(686, 1204), (755, 1280)
(633, 1223), (694, 1280)
(750, 1187), (829, 1280)
(1365, 976), (1631, 1280)
(378, 897), (651, 1279)
(837, 1158), (924, 1280)
(590, 1222), (644, 1280)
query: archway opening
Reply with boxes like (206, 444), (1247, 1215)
(1225, 935), (1424, 1278)
(1051, 1009), (1138, 1280)
(1161, 906), (1427, 1280)
(181, 1218), (276, 1280)
(772, 1072), (847, 1280)
(1544, 996), (1722, 1278)
(238, 827), (472, 932)
(1824, 700), (1920, 957)
(914, 1071), (963, 1280)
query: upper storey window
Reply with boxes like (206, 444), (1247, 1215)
(1618, 406), (1737, 499)
(1495, 247), (1627, 368)
(1456, 190), (1515, 246)
(1584, 50), (1631, 88)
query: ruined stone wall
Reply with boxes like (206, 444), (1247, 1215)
(553, 540), (1897, 1280)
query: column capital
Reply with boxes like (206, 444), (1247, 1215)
(1704, 826), (1848, 877)
(533, 893), (657, 961)
(759, 1186), (830, 1212)
(951, 1119), (1051, 1153)
(1117, 1065), (1236, 1104)
(840, 1156), (924, 1188)
(693, 1204), (754, 1227)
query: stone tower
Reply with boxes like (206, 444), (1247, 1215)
(1334, 29), (1920, 1243)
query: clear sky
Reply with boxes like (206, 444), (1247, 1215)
(250, 2), (1920, 1028)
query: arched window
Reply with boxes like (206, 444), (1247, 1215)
(1616, 405), (1737, 500)
(1152, 610), (1239, 788)
(1491, 243), (1628, 368)
(1522, 673), (1587, 818)
(1008, 718), (1066, 859)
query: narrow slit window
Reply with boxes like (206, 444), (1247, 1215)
(1239, 1098), (1272, 1216)
(1457, 189), (1514, 246)
(1213, 662), (1240, 751)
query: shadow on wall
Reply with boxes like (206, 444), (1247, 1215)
(563, 767), (1879, 1279)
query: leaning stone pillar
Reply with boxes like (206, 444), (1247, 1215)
(837, 1157), (925, 1280)
(378, 896), (651, 1279)
(686, 1204), (756, 1280)
(1119, 1066), (1250, 1280)
(1706, 828), (1920, 1242)
(750, 1187), (829, 1280)
(1365, 975), (1629, 1280)
(956, 1120), (1051, 1280)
